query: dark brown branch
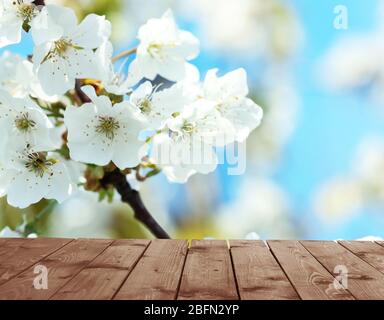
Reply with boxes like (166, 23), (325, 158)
(75, 80), (91, 103)
(33, 0), (45, 6)
(102, 169), (170, 239)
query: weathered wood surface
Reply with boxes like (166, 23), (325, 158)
(0, 239), (384, 300)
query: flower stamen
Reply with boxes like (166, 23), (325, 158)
(181, 121), (196, 134)
(53, 38), (73, 57)
(14, 112), (36, 132)
(139, 98), (152, 114)
(95, 116), (120, 140)
(14, 1), (37, 23)
(25, 152), (55, 178)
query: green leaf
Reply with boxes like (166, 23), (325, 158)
(98, 189), (107, 202)
(22, 21), (31, 33)
(146, 168), (161, 178)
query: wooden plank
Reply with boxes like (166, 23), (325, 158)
(0, 238), (112, 300)
(0, 238), (9, 247)
(0, 239), (35, 265)
(114, 239), (187, 300)
(268, 240), (354, 300)
(301, 241), (384, 300)
(0, 238), (72, 286)
(339, 241), (384, 275)
(51, 239), (150, 300)
(178, 240), (238, 300)
(230, 240), (299, 300)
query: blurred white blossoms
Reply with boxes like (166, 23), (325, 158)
(313, 137), (384, 223)
(64, 86), (145, 169)
(180, 0), (301, 58)
(319, 0), (384, 106)
(217, 178), (295, 238)
(0, 0), (39, 48)
(0, 226), (21, 237)
(0, 5), (263, 210)
(319, 35), (384, 103)
(128, 9), (199, 85)
(31, 4), (111, 95)
(0, 138), (77, 208)
(0, 226), (37, 238)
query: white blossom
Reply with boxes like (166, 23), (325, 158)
(64, 86), (146, 169)
(0, 89), (57, 149)
(0, 51), (57, 101)
(150, 99), (232, 182)
(0, 138), (78, 208)
(202, 68), (263, 142)
(127, 9), (199, 85)
(31, 4), (111, 95)
(95, 41), (133, 96)
(130, 81), (191, 130)
(0, 162), (10, 197)
(0, 0), (39, 48)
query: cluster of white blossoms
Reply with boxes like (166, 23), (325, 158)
(0, 2), (263, 208)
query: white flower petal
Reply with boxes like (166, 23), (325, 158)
(31, 4), (77, 44)
(0, 19), (22, 48)
(7, 171), (49, 209)
(71, 14), (111, 49)
(38, 58), (72, 95)
(68, 136), (114, 166)
(112, 137), (143, 169)
(67, 48), (100, 80)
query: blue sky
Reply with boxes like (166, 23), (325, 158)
(274, 0), (384, 238)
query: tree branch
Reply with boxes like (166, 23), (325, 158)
(33, 0), (45, 6)
(75, 79), (91, 104)
(112, 48), (137, 63)
(102, 169), (170, 239)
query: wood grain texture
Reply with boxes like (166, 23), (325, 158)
(0, 238), (112, 300)
(51, 239), (150, 300)
(1, 239), (384, 300)
(114, 239), (187, 300)
(0, 238), (71, 286)
(376, 241), (384, 248)
(230, 240), (299, 300)
(339, 241), (384, 275)
(268, 240), (354, 300)
(178, 240), (238, 300)
(301, 241), (384, 300)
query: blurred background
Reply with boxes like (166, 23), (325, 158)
(1, 0), (384, 240)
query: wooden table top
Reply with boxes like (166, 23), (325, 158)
(0, 238), (384, 300)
